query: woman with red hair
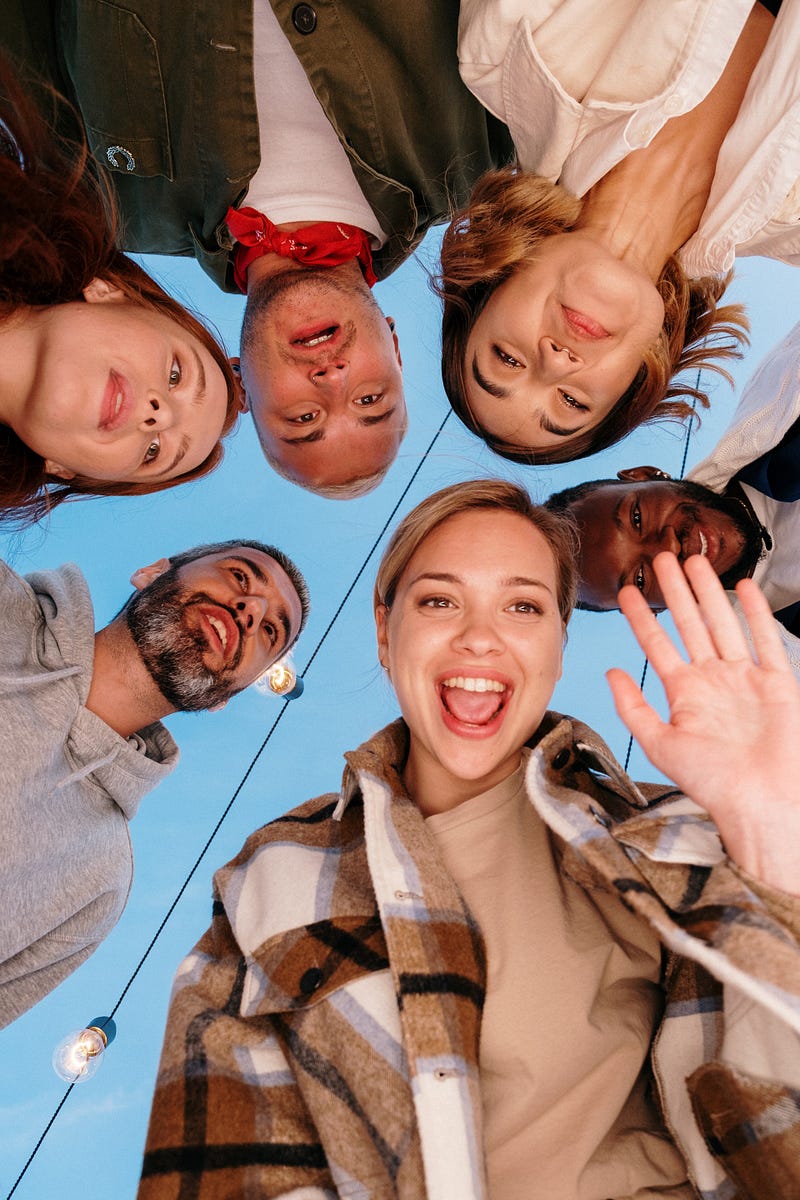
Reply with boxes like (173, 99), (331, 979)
(0, 60), (242, 525)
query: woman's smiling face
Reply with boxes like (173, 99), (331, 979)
(464, 232), (665, 455)
(375, 508), (565, 810)
(13, 282), (231, 483)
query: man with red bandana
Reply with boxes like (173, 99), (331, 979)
(0, 538), (308, 1027)
(546, 322), (800, 640)
(2, 0), (512, 496)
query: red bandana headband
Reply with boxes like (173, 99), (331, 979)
(225, 206), (377, 293)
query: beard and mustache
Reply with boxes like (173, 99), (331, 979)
(667, 480), (767, 585)
(125, 568), (249, 712)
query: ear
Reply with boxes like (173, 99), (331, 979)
(616, 466), (672, 482)
(385, 317), (402, 369)
(229, 357), (249, 412)
(207, 699), (229, 713)
(44, 461), (76, 481)
(82, 277), (126, 305)
(130, 557), (172, 590)
(375, 604), (390, 671)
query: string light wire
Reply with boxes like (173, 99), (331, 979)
(5, 410), (452, 1200)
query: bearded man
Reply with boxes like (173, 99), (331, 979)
(0, 538), (308, 1027)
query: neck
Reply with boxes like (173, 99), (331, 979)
(575, 2), (774, 278)
(87, 618), (175, 738)
(245, 252), (365, 290)
(575, 148), (710, 282)
(402, 746), (523, 818)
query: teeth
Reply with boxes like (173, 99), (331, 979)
(114, 392), (123, 416)
(698, 530), (708, 557)
(296, 327), (336, 347)
(442, 677), (506, 693)
(208, 616), (227, 650)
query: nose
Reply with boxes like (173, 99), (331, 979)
(451, 607), (503, 657)
(139, 395), (174, 432)
(310, 360), (350, 389)
(539, 338), (582, 381)
(649, 524), (681, 556)
(235, 594), (269, 635)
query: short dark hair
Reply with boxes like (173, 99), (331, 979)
(168, 539), (310, 642)
(544, 478), (624, 517)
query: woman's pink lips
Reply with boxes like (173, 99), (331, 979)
(562, 307), (611, 340)
(99, 371), (134, 431)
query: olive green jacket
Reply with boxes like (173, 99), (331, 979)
(2, 0), (513, 290)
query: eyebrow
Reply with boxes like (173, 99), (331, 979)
(409, 571), (554, 595)
(190, 345), (207, 405)
(281, 430), (325, 446)
(611, 497), (632, 595)
(359, 406), (396, 428)
(230, 556), (293, 645)
(472, 356), (508, 398)
(472, 356), (586, 438)
(280, 404), (398, 446)
(152, 434), (190, 478)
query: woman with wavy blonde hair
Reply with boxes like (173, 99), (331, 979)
(437, 1), (793, 464)
(0, 59), (242, 525)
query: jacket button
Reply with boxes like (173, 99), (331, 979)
(552, 748), (570, 770)
(299, 967), (323, 995)
(292, 4), (317, 33)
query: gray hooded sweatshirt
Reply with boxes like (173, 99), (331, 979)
(0, 561), (178, 1027)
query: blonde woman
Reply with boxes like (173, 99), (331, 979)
(439, 1), (795, 463)
(140, 480), (800, 1199)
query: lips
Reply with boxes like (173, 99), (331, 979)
(198, 605), (240, 663)
(562, 306), (611, 341)
(438, 673), (510, 737)
(290, 323), (341, 350)
(99, 371), (134, 431)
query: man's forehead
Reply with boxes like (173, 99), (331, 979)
(181, 547), (297, 598)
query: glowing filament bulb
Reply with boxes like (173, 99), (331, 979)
(255, 655), (304, 700)
(52, 1017), (116, 1083)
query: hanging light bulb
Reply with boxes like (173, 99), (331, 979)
(52, 1016), (116, 1083)
(254, 654), (304, 700)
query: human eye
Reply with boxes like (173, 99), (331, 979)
(633, 564), (646, 593)
(168, 356), (182, 388)
(262, 618), (278, 647)
(557, 389), (589, 413)
(509, 598), (544, 615)
(492, 345), (523, 369)
(142, 436), (161, 464)
(288, 410), (320, 425)
(630, 500), (642, 532)
(354, 392), (383, 407)
(228, 565), (249, 589)
(419, 595), (453, 610)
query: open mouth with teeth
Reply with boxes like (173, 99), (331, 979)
(200, 608), (240, 664)
(291, 324), (340, 349)
(439, 675), (509, 734)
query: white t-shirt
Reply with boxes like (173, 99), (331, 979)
(245, 0), (385, 244)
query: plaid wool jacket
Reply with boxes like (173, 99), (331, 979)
(139, 716), (800, 1200)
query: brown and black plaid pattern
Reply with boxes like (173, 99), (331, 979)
(140, 718), (800, 1199)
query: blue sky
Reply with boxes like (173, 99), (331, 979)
(2, 230), (800, 1198)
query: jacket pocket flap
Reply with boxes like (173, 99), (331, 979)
(241, 914), (389, 1017)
